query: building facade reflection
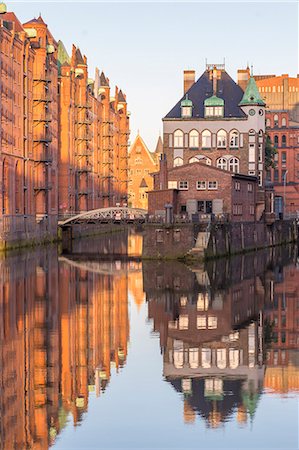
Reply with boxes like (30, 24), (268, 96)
(143, 247), (299, 426)
(0, 249), (130, 449)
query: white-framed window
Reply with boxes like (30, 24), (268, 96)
(189, 129), (199, 148)
(229, 130), (239, 148)
(173, 157), (183, 167)
(248, 183), (253, 192)
(217, 129), (227, 148)
(217, 348), (227, 369)
(181, 106), (192, 118)
(174, 349), (184, 368)
(202, 129), (211, 148)
(179, 180), (188, 190)
(189, 348), (199, 369)
(208, 316), (217, 329)
(201, 348), (211, 368)
(197, 315), (207, 329)
(208, 181), (218, 190)
(266, 118), (271, 128)
(229, 157), (239, 173)
(229, 349), (239, 368)
(282, 117), (287, 127)
(179, 314), (189, 330)
(249, 129), (255, 136)
(235, 181), (240, 191)
(197, 293), (209, 311)
(189, 156), (200, 163)
(197, 181), (206, 190)
(274, 114), (278, 126)
(174, 129), (183, 148)
(168, 180), (178, 189)
(217, 157), (227, 170)
(205, 106), (224, 117)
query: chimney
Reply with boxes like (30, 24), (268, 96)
(212, 66), (218, 95)
(237, 67), (250, 91)
(159, 154), (168, 190)
(184, 70), (195, 94)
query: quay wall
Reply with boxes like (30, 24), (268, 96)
(142, 220), (298, 260)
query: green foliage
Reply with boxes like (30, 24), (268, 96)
(265, 134), (277, 170)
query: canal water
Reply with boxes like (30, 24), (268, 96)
(1, 232), (298, 449)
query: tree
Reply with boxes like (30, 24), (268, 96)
(265, 134), (277, 170)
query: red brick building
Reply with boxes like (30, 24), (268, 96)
(148, 160), (258, 222)
(265, 110), (299, 215)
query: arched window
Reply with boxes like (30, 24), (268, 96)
(216, 349), (227, 369)
(282, 135), (286, 147)
(266, 118), (271, 128)
(189, 155), (211, 165)
(189, 129), (199, 148)
(2, 159), (9, 214)
(274, 135), (279, 147)
(282, 117), (287, 127)
(217, 129), (227, 148)
(229, 130), (239, 148)
(15, 162), (22, 214)
(217, 157), (227, 170)
(202, 130), (211, 148)
(229, 157), (239, 173)
(174, 130), (183, 148)
(229, 349), (239, 369)
(173, 157), (183, 167)
(258, 130), (263, 137)
(249, 129), (255, 136)
(274, 114), (278, 127)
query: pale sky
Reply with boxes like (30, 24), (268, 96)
(10, 1), (299, 150)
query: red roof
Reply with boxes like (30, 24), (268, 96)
(0, 12), (24, 32)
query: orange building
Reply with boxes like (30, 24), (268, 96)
(0, 4), (130, 247)
(128, 134), (160, 209)
(57, 42), (130, 216)
(0, 7), (36, 248)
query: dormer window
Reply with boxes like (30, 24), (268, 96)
(180, 94), (193, 118)
(204, 95), (224, 118)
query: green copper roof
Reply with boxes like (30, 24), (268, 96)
(204, 95), (224, 107)
(57, 40), (70, 75)
(181, 94), (193, 107)
(239, 76), (266, 106)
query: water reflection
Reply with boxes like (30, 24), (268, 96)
(143, 248), (299, 427)
(0, 238), (298, 449)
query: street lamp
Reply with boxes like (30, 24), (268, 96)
(283, 170), (288, 219)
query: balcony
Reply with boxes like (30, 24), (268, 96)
(33, 135), (52, 144)
(33, 94), (52, 103)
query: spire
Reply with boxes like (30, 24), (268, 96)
(118, 89), (126, 103)
(100, 71), (109, 87)
(155, 135), (163, 154)
(239, 76), (265, 106)
(57, 40), (70, 74)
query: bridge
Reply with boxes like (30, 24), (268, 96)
(59, 207), (148, 226)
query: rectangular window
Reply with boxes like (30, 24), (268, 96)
(208, 181), (218, 190)
(235, 181), (241, 191)
(281, 152), (286, 164)
(196, 181), (206, 190)
(274, 169), (279, 182)
(178, 181), (188, 190)
(208, 316), (217, 329)
(168, 180), (178, 189)
(197, 316), (207, 329)
(282, 169), (287, 182)
(247, 183), (253, 192)
(179, 315), (189, 330)
(250, 205), (255, 215)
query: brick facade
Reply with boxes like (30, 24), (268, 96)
(148, 161), (257, 222)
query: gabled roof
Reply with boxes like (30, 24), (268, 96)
(129, 134), (157, 165)
(0, 12), (24, 32)
(118, 90), (126, 102)
(100, 71), (109, 87)
(239, 76), (266, 106)
(23, 15), (46, 26)
(164, 70), (247, 119)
